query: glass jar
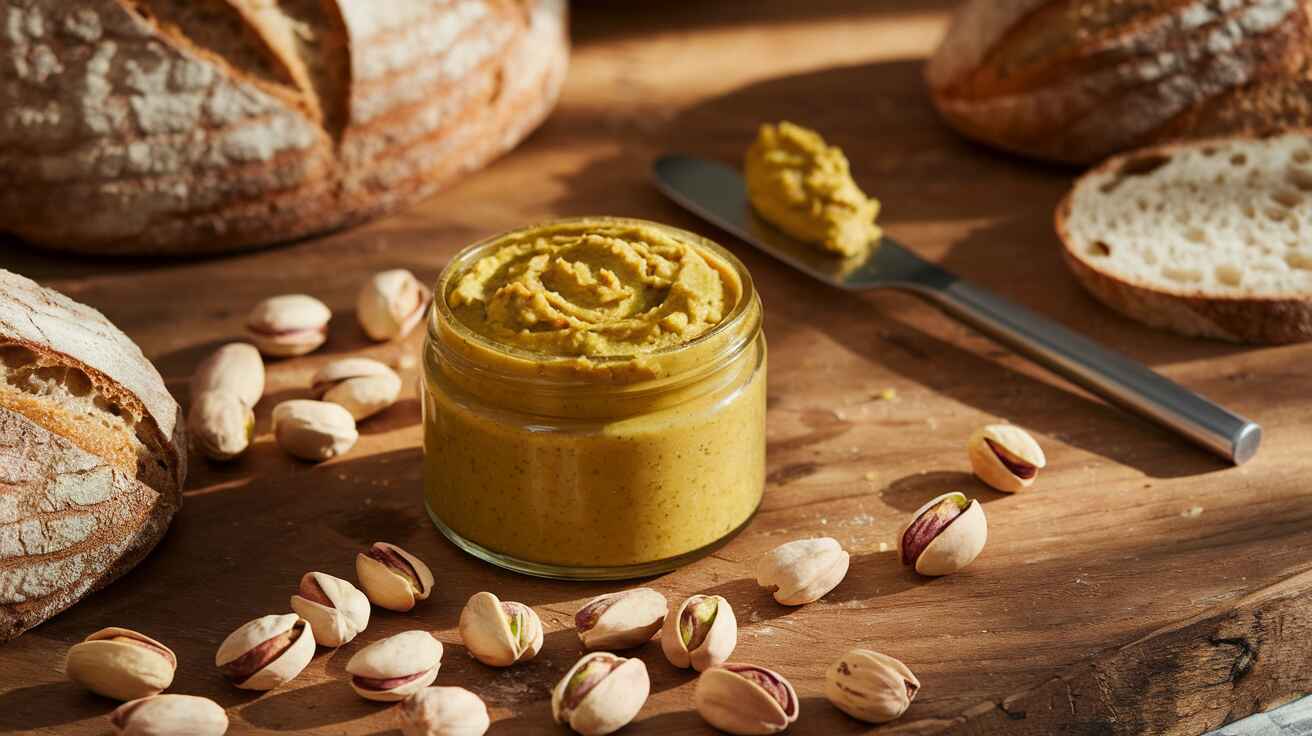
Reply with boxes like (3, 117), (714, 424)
(421, 217), (766, 580)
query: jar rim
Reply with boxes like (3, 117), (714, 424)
(427, 216), (760, 390)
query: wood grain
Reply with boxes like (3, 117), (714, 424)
(1, 2), (1310, 734)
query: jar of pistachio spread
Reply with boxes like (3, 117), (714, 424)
(422, 217), (766, 579)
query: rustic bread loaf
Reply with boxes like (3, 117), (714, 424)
(0, 0), (568, 256)
(0, 269), (185, 641)
(927, 0), (1312, 164)
(1057, 131), (1312, 343)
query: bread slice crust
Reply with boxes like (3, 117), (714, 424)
(1057, 131), (1312, 343)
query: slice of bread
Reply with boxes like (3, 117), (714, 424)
(1057, 131), (1312, 343)
(0, 269), (186, 641)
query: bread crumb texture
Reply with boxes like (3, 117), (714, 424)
(1066, 132), (1312, 298)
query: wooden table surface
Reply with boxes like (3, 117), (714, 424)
(4, 2), (1312, 734)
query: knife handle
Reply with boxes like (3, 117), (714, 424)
(912, 278), (1261, 465)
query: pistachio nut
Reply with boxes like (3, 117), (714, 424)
(358, 269), (432, 342)
(271, 399), (358, 461)
(65, 627), (176, 701)
(247, 294), (331, 357)
(551, 652), (650, 736)
(458, 591), (543, 667)
(215, 613), (315, 690)
(191, 343), (264, 407)
(188, 392), (255, 462)
(110, 694), (228, 736)
(694, 663), (799, 735)
(661, 594), (736, 671)
(356, 542), (435, 612)
(968, 424), (1046, 493)
(398, 686), (490, 736)
(825, 648), (919, 724)
(898, 491), (987, 576)
(347, 630), (443, 702)
(311, 357), (402, 421)
(755, 537), (850, 605)
(290, 571), (371, 647)
(574, 587), (667, 650)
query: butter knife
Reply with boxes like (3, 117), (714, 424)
(652, 155), (1261, 465)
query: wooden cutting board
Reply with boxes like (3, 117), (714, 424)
(3, 2), (1311, 734)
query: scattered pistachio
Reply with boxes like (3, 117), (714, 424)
(755, 537), (850, 605)
(968, 424), (1045, 492)
(188, 392), (255, 462)
(215, 613), (315, 691)
(398, 686), (490, 736)
(694, 663), (799, 735)
(311, 357), (402, 421)
(347, 630), (443, 702)
(825, 649), (919, 724)
(110, 694), (228, 736)
(188, 343), (263, 461)
(458, 591), (543, 667)
(358, 269), (432, 342)
(551, 652), (650, 736)
(246, 294), (331, 357)
(290, 572), (371, 647)
(65, 627), (176, 701)
(271, 399), (358, 461)
(898, 491), (988, 576)
(191, 343), (264, 407)
(574, 588), (667, 650)
(661, 594), (736, 671)
(356, 542), (434, 612)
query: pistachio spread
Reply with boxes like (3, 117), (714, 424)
(448, 220), (737, 358)
(745, 121), (882, 257)
(424, 218), (767, 574)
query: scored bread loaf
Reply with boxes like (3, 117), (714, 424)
(0, 269), (186, 641)
(1057, 131), (1312, 343)
(927, 0), (1312, 164)
(0, 0), (567, 256)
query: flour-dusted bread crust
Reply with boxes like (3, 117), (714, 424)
(928, 0), (1312, 164)
(1057, 132), (1312, 343)
(0, 0), (568, 256)
(0, 270), (185, 641)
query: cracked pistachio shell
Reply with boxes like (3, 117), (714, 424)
(755, 537), (850, 605)
(398, 686), (490, 736)
(661, 595), (737, 671)
(246, 294), (331, 357)
(290, 572), (371, 647)
(110, 694), (228, 736)
(694, 663), (799, 735)
(898, 492), (987, 576)
(272, 400), (358, 462)
(358, 269), (432, 341)
(214, 613), (315, 691)
(311, 358), (402, 421)
(458, 591), (543, 667)
(825, 649), (920, 724)
(968, 424), (1046, 493)
(188, 392), (255, 462)
(551, 652), (650, 736)
(574, 588), (667, 650)
(191, 343), (264, 408)
(347, 630), (443, 702)
(65, 627), (177, 701)
(356, 542), (435, 612)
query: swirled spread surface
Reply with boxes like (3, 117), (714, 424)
(447, 221), (741, 357)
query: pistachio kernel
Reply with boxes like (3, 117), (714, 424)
(900, 493), (967, 566)
(680, 595), (719, 651)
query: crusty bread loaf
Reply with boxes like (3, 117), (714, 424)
(0, 0), (568, 256)
(0, 269), (185, 641)
(1057, 131), (1312, 343)
(928, 0), (1312, 164)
